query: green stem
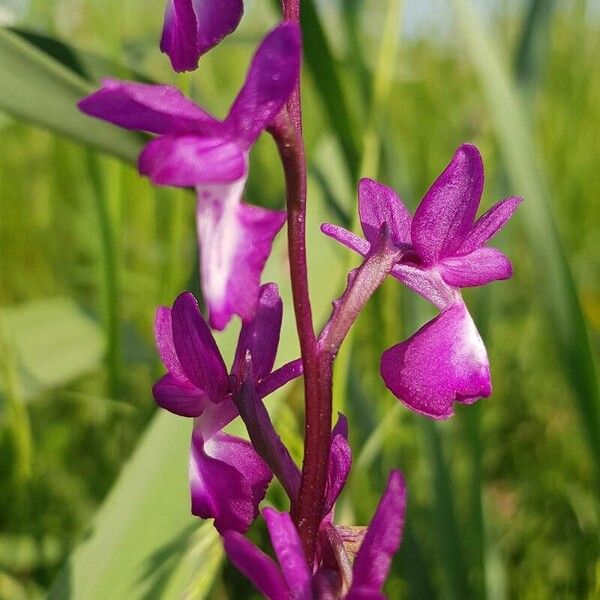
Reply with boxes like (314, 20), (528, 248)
(85, 151), (121, 399)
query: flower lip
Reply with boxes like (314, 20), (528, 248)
(380, 299), (491, 420)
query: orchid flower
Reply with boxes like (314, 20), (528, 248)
(224, 470), (407, 600)
(153, 283), (302, 532)
(322, 144), (521, 418)
(79, 23), (301, 329)
(161, 0), (243, 72)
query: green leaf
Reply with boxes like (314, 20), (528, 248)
(452, 0), (600, 484)
(0, 298), (105, 400)
(0, 28), (144, 163)
(9, 27), (152, 84)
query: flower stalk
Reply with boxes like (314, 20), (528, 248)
(271, 0), (338, 562)
(270, 113), (329, 561)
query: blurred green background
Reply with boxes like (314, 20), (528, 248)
(0, 0), (599, 598)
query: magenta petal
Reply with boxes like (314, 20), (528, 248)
(263, 508), (312, 600)
(348, 470), (407, 596)
(139, 135), (246, 187)
(190, 0), (243, 58)
(440, 247), (513, 287)
(78, 79), (221, 135)
(459, 196), (523, 254)
(411, 144), (484, 264)
(380, 301), (491, 419)
(346, 591), (385, 600)
(391, 263), (457, 310)
(235, 365), (301, 503)
(358, 178), (412, 246)
(226, 23), (302, 147)
(232, 283), (283, 381)
(195, 396), (238, 440)
(161, 0), (243, 72)
(190, 429), (271, 533)
(160, 0), (197, 73)
(323, 414), (352, 517)
(223, 531), (290, 600)
(152, 373), (209, 417)
(321, 223), (371, 257)
(154, 305), (186, 380)
(196, 183), (287, 330)
(170, 292), (229, 398)
(257, 358), (304, 398)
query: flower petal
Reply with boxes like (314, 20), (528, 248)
(170, 292), (229, 398)
(346, 590), (385, 600)
(380, 300), (491, 419)
(411, 144), (484, 264)
(161, 0), (243, 72)
(78, 78), (222, 135)
(348, 470), (407, 596)
(190, 429), (271, 533)
(234, 364), (301, 503)
(358, 178), (412, 246)
(196, 182), (287, 330)
(223, 531), (290, 600)
(257, 358), (304, 398)
(152, 373), (209, 417)
(458, 196), (523, 254)
(263, 508), (312, 600)
(139, 135), (246, 187)
(232, 283), (283, 381)
(440, 247), (513, 287)
(390, 263), (457, 310)
(195, 396), (238, 440)
(226, 23), (302, 147)
(320, 223), (371, 256)
(323, 414), (351, 517)
(154, 305), (185, 380)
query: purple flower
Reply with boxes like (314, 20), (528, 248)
(153, 283), (302, 532)
(223, 470), (407, 599)
(79, 23), (301, 329)
(322, 144), (521, 419)
(161, 0), (243, 72)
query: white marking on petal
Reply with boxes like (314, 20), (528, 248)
(452, 304), (487, 369)
(196, 172), (247, 311)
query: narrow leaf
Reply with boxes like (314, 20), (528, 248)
(299, 0), (361, 179)
(0, 28), (144, 162)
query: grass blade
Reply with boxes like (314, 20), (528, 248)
(299, 0), (361, 179)
(85, 151), (122, 400)
(47, 414), (198, 600)
(420, 419), (470, 599)
(0, 28), (144, 163)
(514, 0), (558, 88)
